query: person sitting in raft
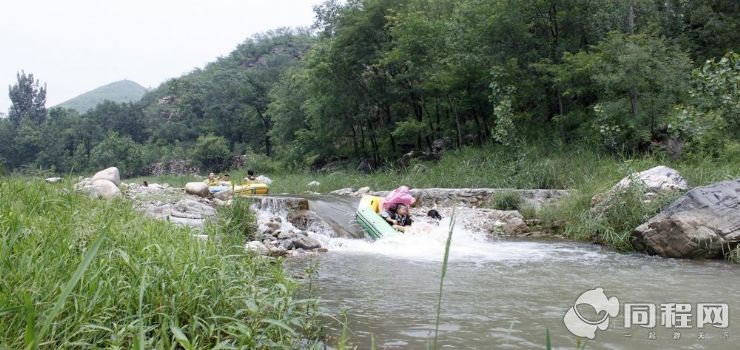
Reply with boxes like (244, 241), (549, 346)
(203, 172), (220, 186)
(219, 173), (232, 186)
(243, 170), (257, 183)
(381, 203), (413, 232)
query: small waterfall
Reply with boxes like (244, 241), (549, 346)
(250, 195), (601, 264)
(241, 196), (309, 213)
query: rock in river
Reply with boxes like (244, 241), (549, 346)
(92, 167), (121, 186)
(631, 180), (740, 259)
(292, 235), (322, 250)
(185, 182), (210, 198)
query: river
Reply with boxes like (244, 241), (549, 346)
(276, 197), (740, 349)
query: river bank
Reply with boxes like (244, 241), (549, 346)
(8, 156), (738, 349)
(0, 177), (324, 348)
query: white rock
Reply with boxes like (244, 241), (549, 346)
(612, 165), (688, 193)
(592, 165), (688, 210)
(245, 241), (269, 255)
(45, 177), (63, 183)
(92, 167), (121, 186)
(308, 181), (320, 187)
(185, 182), (210, 198)
(82, 179), (122, 199)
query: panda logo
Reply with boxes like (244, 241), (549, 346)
(563, 287), (620, 339)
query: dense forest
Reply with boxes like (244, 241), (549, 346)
(1, 0), (738, 178)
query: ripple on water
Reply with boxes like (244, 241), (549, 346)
(273, 205), (740, 350)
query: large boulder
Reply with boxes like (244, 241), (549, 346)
(92, 167), (121, 186)
(77, 179), (121, 199)
(185, 182), (210, 198)
(631, 180), (740, 259)
(591, 166), (688, 212)
(612, 165), (688, 193)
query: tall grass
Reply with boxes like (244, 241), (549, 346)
(432, 207), (456, 350)
(0, 177), (321, 348)
(491, 191), (524, 211)
(266, 142), (739, 195)
(211, 197), (258, 240)
(542, 183), (683, 250)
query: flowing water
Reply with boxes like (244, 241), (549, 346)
(266, 197), (740, 350)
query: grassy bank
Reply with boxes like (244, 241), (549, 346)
(0, 178), (322, 348)
(265, 143), (740, 195)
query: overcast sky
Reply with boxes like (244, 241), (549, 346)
(0, 0), (324, 113)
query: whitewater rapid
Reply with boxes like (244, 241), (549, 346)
(256, 206), (606, 264)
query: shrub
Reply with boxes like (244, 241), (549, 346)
(89, 132), (145, 177)
(214, 198), (258, 241)
(493, 191), (523, 211)
(565, 183), (681, 251)
(242, 151), (283, 175)
(192, 134), (231, 172)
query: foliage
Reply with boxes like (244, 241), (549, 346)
(89, 132), (145, 177)
(0, 178), (322, 348)
(8, 71), (47, 126)
(578, 183), (682, 251)
(667, 52), (740, 155)
(215, 198), (258, 241)
(192, 134), (231, 172)
(551, 32), (692, 152)
(493, 192), (524, 211)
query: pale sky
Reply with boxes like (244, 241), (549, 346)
(0, 0), (324, 113)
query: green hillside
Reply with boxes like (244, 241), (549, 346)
(57, 79), (147, 112)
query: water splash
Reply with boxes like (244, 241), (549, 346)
(253, 203), (606, 264)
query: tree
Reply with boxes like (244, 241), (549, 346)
(8, 71), (47, 126)
(89, 132), (145, 177)
(668, 52), (740, 155)
(552, 32), (692, 151)
(192, 134), (231, 172)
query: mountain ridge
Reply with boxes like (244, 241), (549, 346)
(57, 79), (147, 112)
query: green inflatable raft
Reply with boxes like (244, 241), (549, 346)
(355, 195), (399, 240)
